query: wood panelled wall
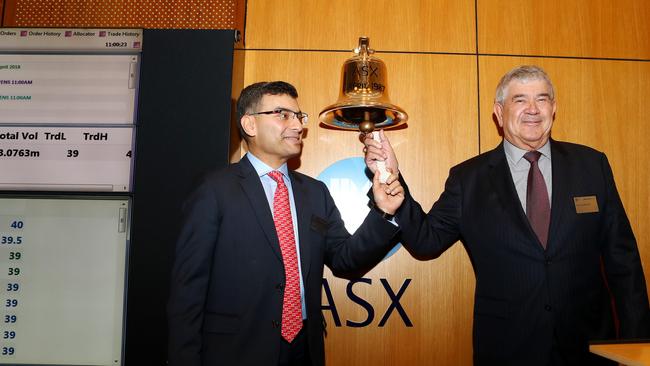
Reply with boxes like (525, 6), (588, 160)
(241, 1), (650, 365)
(2, 0), (648, 364)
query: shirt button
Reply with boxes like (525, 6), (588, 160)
(545, 305), (552, 311)
(272, 320), (280, 328)
(276, 283), (284, 291)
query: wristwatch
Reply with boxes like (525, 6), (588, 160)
(367, 201), (395, 221)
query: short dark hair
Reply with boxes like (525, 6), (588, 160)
(236, 81), (299, 139)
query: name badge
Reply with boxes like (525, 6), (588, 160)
(574, 196), (599, 214)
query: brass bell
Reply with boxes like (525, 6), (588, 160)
(319, 37), (408, 134)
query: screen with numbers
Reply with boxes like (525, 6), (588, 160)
(0, 28), (141, 365)
(0, 126), (134, 192)
(0, 28), (140, 192)
(0, 196), (129, 365)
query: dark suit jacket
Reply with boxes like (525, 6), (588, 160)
(167, 155), (399, 366)
(397, 140), (650, 365)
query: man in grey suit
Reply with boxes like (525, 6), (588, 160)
(364, 65), (650, 365)
(168, 81), (404, 366)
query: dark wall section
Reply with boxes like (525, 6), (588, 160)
(127, 29), (235, 366)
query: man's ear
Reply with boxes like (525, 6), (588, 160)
(493, 102), (504, 127)
(241, 115), (257, 138)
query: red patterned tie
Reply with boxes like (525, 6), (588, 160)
(523, 151), (550, 249)
(267, 171), (303, 342)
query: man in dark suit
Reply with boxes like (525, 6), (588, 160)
(364, 65), (650, 365)
(168, 81), (404, 366)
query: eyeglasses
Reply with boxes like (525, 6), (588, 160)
(249, 108), (309, 124)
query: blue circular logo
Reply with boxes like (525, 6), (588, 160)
(317, 157), (401, 261)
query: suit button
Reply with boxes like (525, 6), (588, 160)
(545, 304), (552, 311)
(271, 320), (280, 328)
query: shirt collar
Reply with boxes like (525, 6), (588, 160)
(246, 152), (290, 179)
(503, 139), (551, 164)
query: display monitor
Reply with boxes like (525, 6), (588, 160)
(0, 196), (129, 365)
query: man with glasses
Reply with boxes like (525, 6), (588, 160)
(168, 81), (404, 366)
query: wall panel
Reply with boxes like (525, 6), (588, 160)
(479, 56), (650, 290)
(245, 0), (475, 53)
(2, 0), (647, 363)
(478, 0), (650, 59)
(229, 49), (246, 161)
(242, 50), (478, 365)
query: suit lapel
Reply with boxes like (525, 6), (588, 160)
(288, 171), (312, 280)
(237, 156), (283, 261)
(487, 143), (545, 251)
(547, 140), (570, 252)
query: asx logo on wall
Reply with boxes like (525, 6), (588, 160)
(317, 157), (412, 327)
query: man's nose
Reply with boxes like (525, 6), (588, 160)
(525, 101), (540, 113)
(288, 115), (303, 130)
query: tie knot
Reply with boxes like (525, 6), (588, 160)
(268, 171), (285, 185)
(524, 151), (542, 163)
